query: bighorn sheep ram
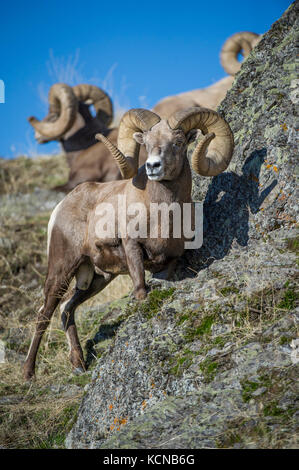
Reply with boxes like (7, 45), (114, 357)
(24, 106), (234, 380)
(28, 83), (121, 192)
(153, 32), (261, 118)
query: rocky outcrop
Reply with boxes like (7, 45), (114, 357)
(66, 2), (298, 449)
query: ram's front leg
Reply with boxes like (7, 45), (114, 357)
(123, 239), (146, 300)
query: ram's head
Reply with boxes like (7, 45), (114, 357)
(28, 83), (113, 143)
(97, 107), (234, 180)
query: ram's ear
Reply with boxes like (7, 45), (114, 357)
(133, 132), (144, 145)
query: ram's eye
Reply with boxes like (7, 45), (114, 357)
(173, 142), (180, 149)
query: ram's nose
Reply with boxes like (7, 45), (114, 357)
(146, 160), (162, 173)
(145, 155), (164, 180)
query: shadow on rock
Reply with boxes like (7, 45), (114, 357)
(176, 147), (277, 279)
(85, 319), (123, 369)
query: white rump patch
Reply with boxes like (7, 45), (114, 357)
(47, 200), (63, 256)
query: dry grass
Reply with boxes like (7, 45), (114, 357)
(0, 154), (69, 194)
(0, 362), (82, 448)
(1, 153), (297, 448)
(0, 153), (132, 448)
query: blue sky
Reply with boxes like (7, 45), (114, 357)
(0, 0), (291, 158)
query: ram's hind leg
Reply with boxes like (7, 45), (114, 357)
(61, 270), (115, 374)
(24, 270), (72, 381)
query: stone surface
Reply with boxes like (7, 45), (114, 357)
(66, 2), (299, 450)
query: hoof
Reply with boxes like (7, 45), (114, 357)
(133, 287), (147, 300)
(72, 367), (86, 376)
(23, 362), (36, 382)
(23, 370), (36, 382)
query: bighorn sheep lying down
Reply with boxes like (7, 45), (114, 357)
(28, 83), (121, 192)
(153, 32), (261, 118)
(24, 106), (234, 380)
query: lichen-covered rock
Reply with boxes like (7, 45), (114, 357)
(66, 228), (298, 448)
(184, 0), (298, 274)
(66, 2), (298, 449)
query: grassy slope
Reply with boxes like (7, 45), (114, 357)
(0, 154), (132, 448)
(0, 154), (297, 448)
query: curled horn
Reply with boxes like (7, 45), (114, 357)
(220, 32), (261, 76)
(96, 109), (160, 179)
(28, 83), (78, 139)
(72, 84), (113, 128)
(168, 107), (234, 176)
